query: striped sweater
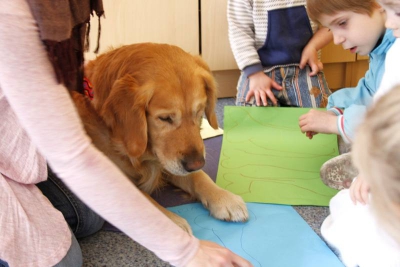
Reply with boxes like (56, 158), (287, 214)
(228, 0), (318, 76)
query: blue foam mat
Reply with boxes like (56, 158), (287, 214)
(168, 202), (343, 267)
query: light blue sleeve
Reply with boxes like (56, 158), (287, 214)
(326, 29), (394, 142)
(335, 104), (368, 143)
(327, 72), (375, 109)
(327, 68), (376, 142)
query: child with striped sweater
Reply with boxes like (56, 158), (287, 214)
(228, 0), (332, 108)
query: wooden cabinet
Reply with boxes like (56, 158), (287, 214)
(321, 42), (369, 91)
(85, 0), (199, 60)
(201, 0), (240, 98)
(85, 0), (241, 97)
(84, 1), (369, 97)
(201, 0), (237, 71)
(85, 0), (239, 97)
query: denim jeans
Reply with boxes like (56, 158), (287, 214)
(36, 166), (105, 266)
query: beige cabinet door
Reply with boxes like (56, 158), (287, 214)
(321, 41), (356, 64)
(201, 0), (238, 71)
(321, 41), (369, 90)
(85, 0), (199, 60)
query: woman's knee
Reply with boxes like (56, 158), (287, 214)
(54, 231), (83, 267)
(38, 166), (104, 238)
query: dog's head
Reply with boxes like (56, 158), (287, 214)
(86, 43), (218, 176)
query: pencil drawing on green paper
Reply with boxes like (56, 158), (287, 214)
(216, 107), (339, 206)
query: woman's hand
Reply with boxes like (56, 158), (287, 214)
(186, 240), (253, 267)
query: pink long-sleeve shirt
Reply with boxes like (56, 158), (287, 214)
(0, 1), (199, 266)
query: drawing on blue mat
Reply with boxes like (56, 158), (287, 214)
(194, 208), (262, 265)
(168, 202), (344, 267)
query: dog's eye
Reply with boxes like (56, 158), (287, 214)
(159, 116), (173, 124)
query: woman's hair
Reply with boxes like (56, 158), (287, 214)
(353, 85), (400, 244)
(306, 0), (380, 23)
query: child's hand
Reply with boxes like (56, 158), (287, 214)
(247, 71), (282, 106)
(299, 45), (323, 76)
(349, 176), (370, 205)
(299, 109), (338, 136)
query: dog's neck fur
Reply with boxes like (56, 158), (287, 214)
(112, 143), (164, 194)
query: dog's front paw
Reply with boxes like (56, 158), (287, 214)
(203, 189), (248, 222)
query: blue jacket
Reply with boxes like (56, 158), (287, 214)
(327, 29), (396, 143)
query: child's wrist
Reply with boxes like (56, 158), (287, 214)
(304, 43), (318, 52)
(328, 107), (343, 116)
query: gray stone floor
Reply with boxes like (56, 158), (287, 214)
(79, 98), (335, 266)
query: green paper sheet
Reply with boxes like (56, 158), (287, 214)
(216, 107), (339, 206)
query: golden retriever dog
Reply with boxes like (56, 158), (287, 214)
(72, 43), (248, 233)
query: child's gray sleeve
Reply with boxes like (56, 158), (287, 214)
(227, 0), (261, 71)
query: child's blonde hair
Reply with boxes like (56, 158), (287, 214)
(353, 85), (400, 244)
(306, 0), (380, 23)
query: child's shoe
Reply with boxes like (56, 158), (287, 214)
(320, 152), (358, 190)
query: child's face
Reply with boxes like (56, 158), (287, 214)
(319, 10), (386, 55)
(379, 0), (400, 37)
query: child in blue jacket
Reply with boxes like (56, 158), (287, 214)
(298, 0), (396, 189)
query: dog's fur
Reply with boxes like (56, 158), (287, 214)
(72, 43), (248, 233)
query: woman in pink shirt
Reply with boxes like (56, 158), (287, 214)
(0, 0), (252, 266)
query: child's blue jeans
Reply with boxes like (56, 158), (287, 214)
(236, 65), (331, 107)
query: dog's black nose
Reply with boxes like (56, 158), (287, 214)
(181, 156), (205, 172)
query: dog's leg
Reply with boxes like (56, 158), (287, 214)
(142, 191), (193, 234)
(166, 171), (248, 222)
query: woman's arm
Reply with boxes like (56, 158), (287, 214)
(0, 1), (199, 266)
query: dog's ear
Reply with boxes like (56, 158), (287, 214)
(100, 74), (153, 158)
(193, 56), (219, 129)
